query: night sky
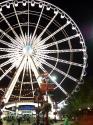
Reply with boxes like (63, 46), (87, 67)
(48, 0), (93, 78)
(0, 0), (92, 78)
(0, 0), (92, 102)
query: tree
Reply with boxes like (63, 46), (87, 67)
(61, 77), (93, 118)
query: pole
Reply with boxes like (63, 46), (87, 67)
(36, 89), (40, 125)
(45, 78), (49, 125)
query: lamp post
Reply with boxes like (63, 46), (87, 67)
(46, 83), (49, 125)
(35, 88), (42, 125)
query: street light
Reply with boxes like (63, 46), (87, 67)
(51, 76), (57, 81)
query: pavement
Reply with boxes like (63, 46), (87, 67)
(3, 121), (31, 125)
(2, 120), (73, 125)
(2, 121), (62, 125)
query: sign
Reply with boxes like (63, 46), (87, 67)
(18, 105), (35, 110)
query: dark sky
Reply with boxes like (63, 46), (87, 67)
(1, 0), (92, 78)
(48, 0), (93, 78)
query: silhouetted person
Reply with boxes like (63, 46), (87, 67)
(17, 117), (21, 125)
(0, 119), (3, 125)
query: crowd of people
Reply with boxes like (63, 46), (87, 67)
(0, 115), (71, 125)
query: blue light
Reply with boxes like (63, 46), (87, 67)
(18, 105), (35, 110)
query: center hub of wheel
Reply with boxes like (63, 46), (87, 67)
(23, 45), (33, 55)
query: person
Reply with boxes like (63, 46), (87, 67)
(64, 116), (70, 125)
(0, 119), (3, 125)
(27, 117), (30, 123)
(17, 117), (21, 125)
(12, 122), (14, 125)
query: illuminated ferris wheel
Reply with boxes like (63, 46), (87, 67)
(0, 0), (87, 104)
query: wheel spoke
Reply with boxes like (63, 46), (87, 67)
(0, 11), (20, 40)
(36, 13), (58, 40)
(0, 39), (18, 48)
(0, 57), (16, 68)
(38, 54), (83, 67)
(19, 60), (27, 101)
(36, 34), (80, 49)
(39, 64), (68, 96)
(40, 58), (78, 82)
(39, 63), (46, 73)
(12, 2), (25, 45)
(28, 0), (30, 44)
(28, 59), (34, 96)
(37, 49), (85, 54)
(36, 21), (70, 46)
(28, 56), (42, 86)
(0, 29), (23, 48)
(3, 56), (26, 103)
(31, 4), (45, 44)
(49, 75), (68, 96)
(0, 53), (19, 60)
(0, 47), (21, 53)
(0, 64), (15, 81)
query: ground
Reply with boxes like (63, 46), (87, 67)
(2, 120), (74, 125)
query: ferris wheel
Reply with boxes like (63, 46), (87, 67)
(0, 0), (87, 104)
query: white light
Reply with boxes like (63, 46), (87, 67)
(38, 76), (43, 83)
(39, 2), (43, 8)
(64, 101), (68, 106)
(72, 25), (76, 30)
(75, 86), (80, 92)
(14, 1), (18, 7)
(6, 3), (10, 9)
(83, 53), (88, 60)
(87, 107), (90, 110)
(67, 19), (71, 24)
(51, 76), (57, 81)
(46, 5), (51, 11)
(61, 14), (65, 19)
(58, 100), (67, 109)
(1, 114), (6, 119)
(79, 108), (81, 111)
(31, 0), (35, 7)
(22, 0), (26, 6)
(84, 54), (88, 59)
(80, 38), (84, 44)
(83, 57), (86, 60)
(83, 57), (87, 60)
(83, 64), (86, 69)
(18, 111), (22, 115)
(78, 81), (84, 85)
(80, 41), (83, 44)
(54, 9), (58, 15)
(0, 6), (2, 11)
(23, 45), (33, 55)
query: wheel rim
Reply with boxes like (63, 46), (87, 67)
(0, 0), (87, 103)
